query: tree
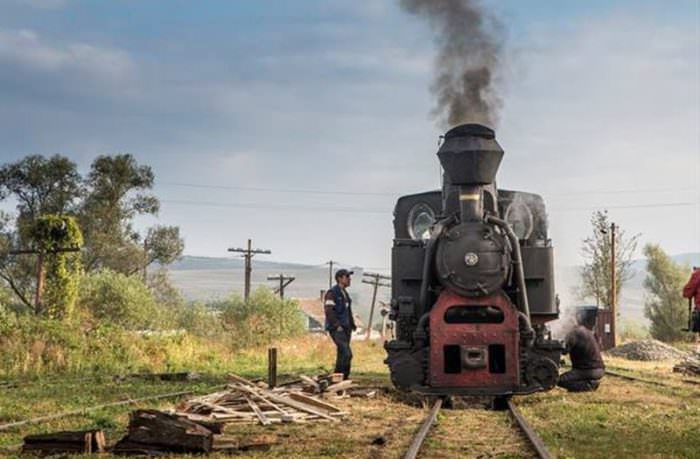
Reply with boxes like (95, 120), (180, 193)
(79, 154), (160, 274)
(643, 244), (689, 342)
(0, 155), (82, 226)
(29, 215), (83, 319)
(0, 156), (83, 311)
(578, 210), (640, 307)
(140, 225), (184, 276)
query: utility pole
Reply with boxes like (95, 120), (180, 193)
(362, 272), (391, 340)
(610, 222), (617, 347)
(228, 239), (271, 302)
(9, 247), (81, 314)
(267, 273), (295, 300)
(325, 260), (336, 290)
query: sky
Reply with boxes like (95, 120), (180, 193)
(0, 0), (698, 273)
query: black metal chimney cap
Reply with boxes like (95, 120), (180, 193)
(444, 123), (495, 140)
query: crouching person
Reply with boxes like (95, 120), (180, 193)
(558, 306), (605, 392)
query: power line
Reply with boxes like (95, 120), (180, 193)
(552, 202), (695, 212)
(158, 182), (398, 197)
(161, 199), (387, 214)
(162, 198), (696, 215)
(159, 180), (696, 198)
(550, 187), (697, 197)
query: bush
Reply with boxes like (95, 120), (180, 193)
(220, 287), (306, 348)
(78, 269), (166, 329)
(173, 302), (223, 338)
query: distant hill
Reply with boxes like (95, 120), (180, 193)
(166, 256), (386, 322)
(170, 255), (317, 271)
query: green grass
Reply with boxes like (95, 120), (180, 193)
(1, 338), (699, 458)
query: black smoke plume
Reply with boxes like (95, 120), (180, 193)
(400, 0), (503, 128)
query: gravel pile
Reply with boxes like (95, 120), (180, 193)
(673, 349), (700, 375)
(606, 339), (688, 361)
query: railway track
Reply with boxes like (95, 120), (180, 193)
(403, 397), (552, 459)
(605, 369), (700, 393)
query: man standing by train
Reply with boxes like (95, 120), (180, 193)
(682, 267), (700, 343)
(558, 306), (605, 392)
(324, 269), (357, 380)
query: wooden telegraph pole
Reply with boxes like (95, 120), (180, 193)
(9, 247), (81, 314)
(267, 273), (295, 300)
(325, 260), (336, 290)
(228, 239), (271, 302)
(362, 272), (391, 340)
(610, 222), (617, 347)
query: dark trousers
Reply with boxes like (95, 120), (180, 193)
(558, 368), (605, 392)
(330, 329), (353, 379)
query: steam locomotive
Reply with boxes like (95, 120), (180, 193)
(385, 123), (564, 396)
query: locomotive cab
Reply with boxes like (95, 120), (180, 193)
(385, 124), (564, 396)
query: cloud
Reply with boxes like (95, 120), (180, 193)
(0, 28), (134, 83)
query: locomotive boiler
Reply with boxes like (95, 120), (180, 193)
(385, 123), (564, 396)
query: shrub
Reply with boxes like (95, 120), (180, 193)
(220, 287), (306, 348)
(78, 269), (164, 329)
(174, 302), (223, 338)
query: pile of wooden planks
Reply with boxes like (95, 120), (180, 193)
(173, 373), (348, 426)
(111, 410), (279, 455)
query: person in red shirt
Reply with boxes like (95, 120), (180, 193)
(682, 267), (700, 341)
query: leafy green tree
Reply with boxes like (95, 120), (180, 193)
(0, 155), (82, 227)
(578, 210), (640, 306)
(29, 215), (83, 319)
(0, 156), (83, 310)
(80, 154), (159, 274)
(643, 244), (689, 342)
(221, 287), (306, 347)
(140, 225), (184, 276)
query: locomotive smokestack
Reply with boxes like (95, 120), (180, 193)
(438, 123), (503, 221)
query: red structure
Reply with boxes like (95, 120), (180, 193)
(429, 290), (520, 391)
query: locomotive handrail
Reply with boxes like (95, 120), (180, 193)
(485, 215), (531, 321)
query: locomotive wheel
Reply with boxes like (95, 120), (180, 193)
(387, 351), (424, 390)
(525, 358), (559, 390)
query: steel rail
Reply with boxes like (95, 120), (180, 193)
(605, 370), (700, 393)
(403, 397), (443, 459)
(506, 399), (552, 459)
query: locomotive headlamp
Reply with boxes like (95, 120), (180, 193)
(407, 202), (435, 241)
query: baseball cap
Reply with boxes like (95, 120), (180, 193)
(335, 269), (354, 280)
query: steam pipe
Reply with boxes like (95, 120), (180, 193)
(417, 216), (454, 318)
(485, 215), (531, 320)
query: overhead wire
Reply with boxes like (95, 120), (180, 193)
(161, 198), (696, 214)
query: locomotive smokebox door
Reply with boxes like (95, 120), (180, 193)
(429, 290), (520, 392)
